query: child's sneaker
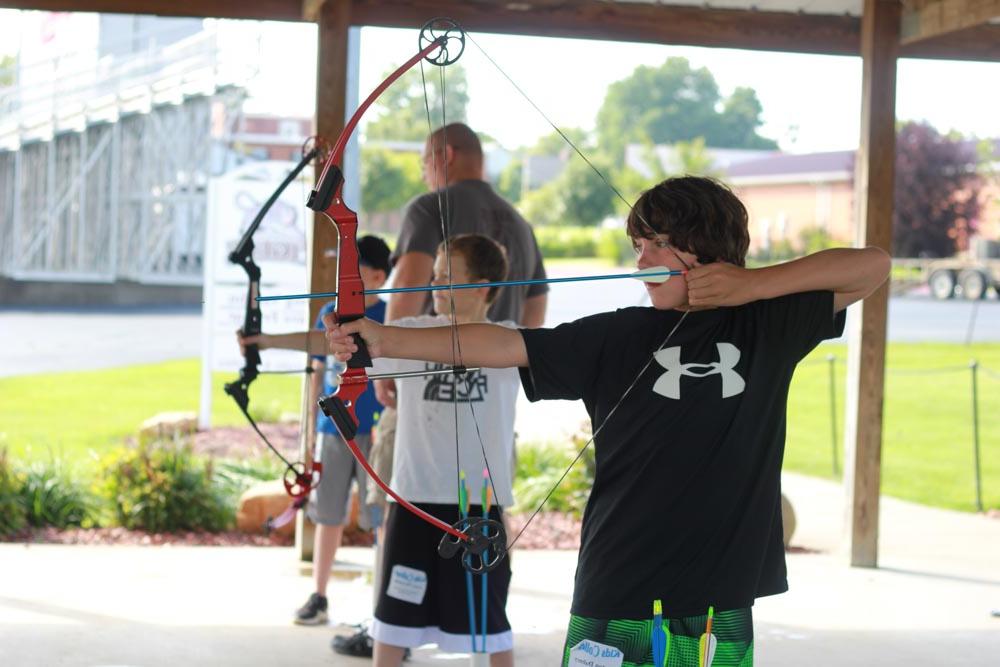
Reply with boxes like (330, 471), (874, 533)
(293, 593), (328, 625)
(332, 629), (411, 660)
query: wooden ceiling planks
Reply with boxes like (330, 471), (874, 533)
(1, 0), (997, 60)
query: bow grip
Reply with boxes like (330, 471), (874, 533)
(338, 313), (372, 368)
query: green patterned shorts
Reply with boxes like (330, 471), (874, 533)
(562, 607), (753, 667)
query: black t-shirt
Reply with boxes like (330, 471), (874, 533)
(518, 291), (846, 618)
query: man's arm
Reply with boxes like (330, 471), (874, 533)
(686, 247), (891, 313)
(520, 292), (547, 328)
(385, 251), (434, 322)
(325, 317), (528, 369)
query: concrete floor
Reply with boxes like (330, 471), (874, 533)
(1, 473), (998, 666)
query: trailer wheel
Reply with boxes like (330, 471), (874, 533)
(959, 270), (988, 300)
(929, 270), (956, 300)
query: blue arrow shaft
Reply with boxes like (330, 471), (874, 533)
(256, 269), (682, 303)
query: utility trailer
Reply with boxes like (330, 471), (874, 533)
(926, 239), (1000, 300)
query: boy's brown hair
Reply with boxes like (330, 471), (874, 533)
(626, 176), (750, 267)
(438, 234), (509, 304)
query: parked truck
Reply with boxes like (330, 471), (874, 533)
(927, 239), (1000, 300)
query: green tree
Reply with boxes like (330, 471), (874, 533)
(612, 138), (719, 214)
(559, 157), (616, 226)
(596, 57), (777, 162)
(360, 146), (424, 213)
(0, 55), (15, 87)
(527, 128), (590, 156)
(520, 156), (616, 227)
(716, 87), (777, 150)
(893, 122), (982, 257)
(495, 158), (523, 202)
(519, 182), (564, 227)
(364, 64), (470, 142)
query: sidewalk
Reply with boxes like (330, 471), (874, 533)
(1, 473), (997, 666)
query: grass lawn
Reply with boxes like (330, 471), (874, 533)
(786, 342), (1000, 512)
(2, 343), (998, 513)
(0, 360), (301, 459)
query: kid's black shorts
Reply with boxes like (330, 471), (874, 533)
(371, 502), (513, 653)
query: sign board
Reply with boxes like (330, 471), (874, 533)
(200, 160), (315, 428)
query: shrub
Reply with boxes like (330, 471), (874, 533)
(534, 226), (598, 258)
(0, 448), (27, 537)
(799, 226), (842, 254)
(513, 426), (596, 517)
(213, 457), (286, 507)
(533, 225), (635, 264)
(18, 458), (96, 529)
(248, 400), (284, 425)
(596, 228), (634, 265)
(97, 439), (232, 532)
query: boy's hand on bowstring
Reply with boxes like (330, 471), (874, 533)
(685, 262), (757, 307)
(323, 314), (384, 362)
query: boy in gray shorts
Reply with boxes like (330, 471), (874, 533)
(240, 235), (390, 625)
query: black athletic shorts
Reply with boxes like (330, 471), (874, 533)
(370, 502), (513, 653)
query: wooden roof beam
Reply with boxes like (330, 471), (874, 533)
(901, 0), (1000, 45)
(302, 0), (327, 22)
(347, 0), (862, 57)
(3, 0), (1000, 60)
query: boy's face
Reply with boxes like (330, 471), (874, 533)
(633, 235), (699, 311)
(431, 250), (487, 317)
(359, 264), (388, 291)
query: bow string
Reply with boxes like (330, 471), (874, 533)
(224, 135), (331, 528)
(311, 19), (504, 573)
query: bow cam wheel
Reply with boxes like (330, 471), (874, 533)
(419, 18), (465, 66)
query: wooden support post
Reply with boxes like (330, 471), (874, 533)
(842, 0), (899, 569)
(296, 0), (352, 564)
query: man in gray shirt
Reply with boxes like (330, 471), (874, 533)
(387, 122), (548, 327)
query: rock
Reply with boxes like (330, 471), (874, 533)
(237, 479), (297, 538)
(279, 412), (302, 425)
(781, 493), (796, 548)
(138, 411), (198, 444)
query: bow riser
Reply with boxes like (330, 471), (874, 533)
(310, 18), (492, 556)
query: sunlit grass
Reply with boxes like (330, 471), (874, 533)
(2, 343), (998, 513)
(785, 343), (1000, 512)
(0, 360), (302, 459)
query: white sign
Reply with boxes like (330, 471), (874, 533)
(568, 640), (624, 667)
(386, 565), (428, 605)
(200, 161), (315, 428)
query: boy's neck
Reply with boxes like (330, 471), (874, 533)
(364, 294), (381, 308)
(449, 304), (490, 324)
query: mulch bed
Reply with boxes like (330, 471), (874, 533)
(6, 513), (582, 549)
(8, 526), (293, 547)
(8, 425), (912, 549)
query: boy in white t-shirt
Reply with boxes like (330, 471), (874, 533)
(359, 234), (519, 667)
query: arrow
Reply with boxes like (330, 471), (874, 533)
(699, 606), (717, 667)
(651, 599), (669, 667)
(256, 266), (684, 302)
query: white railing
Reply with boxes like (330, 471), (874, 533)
(0, 26), (259, 149)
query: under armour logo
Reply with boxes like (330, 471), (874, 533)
(652, 343), (746, 400)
